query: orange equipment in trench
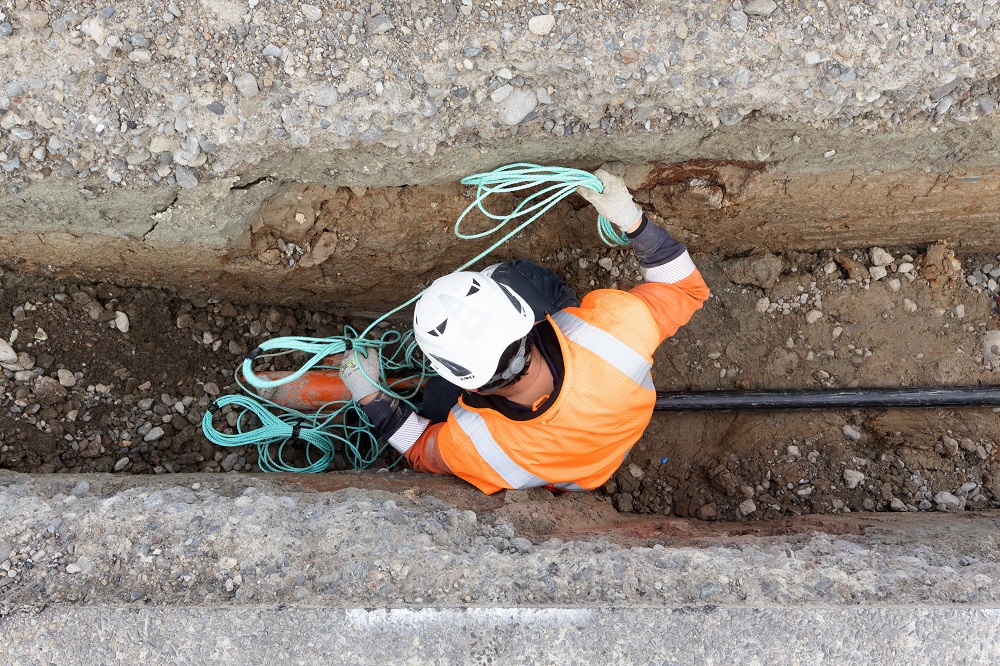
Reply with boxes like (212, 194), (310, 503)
(255, 354), (425, 411)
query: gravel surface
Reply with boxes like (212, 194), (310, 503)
(0, 1), (997, 190)
(2, 472), (999, 617)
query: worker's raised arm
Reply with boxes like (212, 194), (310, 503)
(577, 169), (710, 343)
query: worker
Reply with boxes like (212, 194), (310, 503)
(340, 169), (710, 494)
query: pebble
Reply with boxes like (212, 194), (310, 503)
(314, 88), (339, 107)
(675, 22), (688, 40)
(842, 425), (862, 442)
(115, 312), (130, 333)
(870, 248), (894, 267)
(902, 298), (918, 313)
(805, 309), (823, 324)
(0, 339), (16, 363)
(496, 88), (538, 125)
(57, 369), (77, 388)
(527, 15), (556, 36)
(300, 4), (322, 21)
(175, 167), (198, 189)
(889, 498), (907, 511)
(738, 499), (756, 516)
(843, 470), (865, 489)
(869, 266), (888, 281)
(114, 457), (131, 471)
(144, 426), (165, 442)
(755, 297), (770, 314)
(744, 0), (778, 16)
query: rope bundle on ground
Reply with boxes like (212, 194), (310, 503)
(201, 163), (628, 472)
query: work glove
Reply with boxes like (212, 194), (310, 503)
(339, 348), (382, 403)
(576, 168), (642, 232)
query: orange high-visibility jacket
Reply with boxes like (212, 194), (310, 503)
(404, 272), (710, 494)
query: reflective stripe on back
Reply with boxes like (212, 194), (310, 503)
(451, 406), (549, 489)
(551, 311), (655, 390)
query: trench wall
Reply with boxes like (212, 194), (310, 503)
(0, 1), (999, 307)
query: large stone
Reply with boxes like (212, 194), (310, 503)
(723, 253), (784, 289)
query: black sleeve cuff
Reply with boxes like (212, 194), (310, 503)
(626, 215), (649, 239)
(360, 394), (414, 438)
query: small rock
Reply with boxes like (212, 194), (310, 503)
(628, 463), (644, 479)
(729, 10), (748, 33)
(235, 73), (259, 97)
(175, 167), (198, 189)
(176, 313), (195, 329)
(496, 88), (537, 125)
(0, 339), (16, 363)
(755, 297), (770, 314)
(144, 426), (165, 442)
(221, 452), (240, 471)
(16, 10), (49, 29)
(804, 51), (823, 65)
(33, 377), (68, 406)
(527, 15), (556, 36)
(805, 309), (823, 324)
(870, 247), (894, 267)
(902, 298), (918, 313)
(675, 22), (688, 40)
(941, 436), (960, 456)
(744, 0), (778, 16)
(843, 469), (865, 489)
(114, 456), (131, 471)
(934, 490), (964, 512)
(368, 14), (393, 34)
(300, 4), (322, 21)
(695, 503), (718, 521)
(889, 498), (907, 512)
(723, 253), (783, 289)
(842, 425), (862, 441)
(314, 88), (339, 107)
(738, 499), (757, 516)
(263, 44), (282, 58)
(57, 368), (77, 387)
(115, 312), (130, 333)
(869, 266), (888, 281)
(206, 101), (225, 115)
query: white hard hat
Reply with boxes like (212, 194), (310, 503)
(414, 271), (534, 389)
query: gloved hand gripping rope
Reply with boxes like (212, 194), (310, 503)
(201, 164), (633, 473)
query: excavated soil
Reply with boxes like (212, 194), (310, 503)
(2, 238), (999, 522)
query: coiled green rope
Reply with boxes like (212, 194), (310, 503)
(201, 163), (628, 472)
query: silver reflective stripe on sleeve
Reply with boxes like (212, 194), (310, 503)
(451, 406), (550, 489)
(641, 250), (696, 284)
(551, 481), (588, 492)
(551, 311), (654, 391)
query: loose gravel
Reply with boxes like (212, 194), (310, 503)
(0, 1), (997, 191)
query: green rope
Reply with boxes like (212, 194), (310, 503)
(201, 163), (628, 473)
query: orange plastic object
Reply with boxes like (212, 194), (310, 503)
(256, 369), (425, 411)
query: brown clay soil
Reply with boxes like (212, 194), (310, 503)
(2, 238), (999, 522)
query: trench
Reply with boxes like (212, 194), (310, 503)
(2, 154), (1000, 534)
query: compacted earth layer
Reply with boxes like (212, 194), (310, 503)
(2, 240), (999, 522)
